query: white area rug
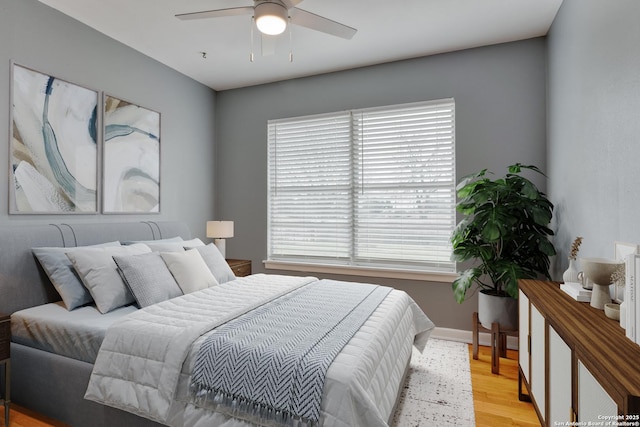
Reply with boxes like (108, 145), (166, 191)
(391, 338), (476, 426)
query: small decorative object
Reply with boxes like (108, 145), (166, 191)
(563, 236), (583, 283)
(611, 263), (626, 287)
(604, 303), (621, 321)
(614, 241), (638, 302)
(611, 263), (627, 328)
(580, 257), (624, 310)
(560, 281), (591, 302)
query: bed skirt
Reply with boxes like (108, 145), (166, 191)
(11, 342), (411, 427)
(11, 343), (164, 427)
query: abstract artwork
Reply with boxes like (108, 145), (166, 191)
(10, 64), (98, 213)
(103, 95), (160, 213)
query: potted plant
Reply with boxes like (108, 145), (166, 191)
(450, 163), (556, 330)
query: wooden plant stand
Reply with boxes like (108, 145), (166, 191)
(472, 311), (517, 374)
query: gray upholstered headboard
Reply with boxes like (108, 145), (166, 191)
(0, 221), (191, 314)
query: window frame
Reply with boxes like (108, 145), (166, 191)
(265, 99), (457, 282)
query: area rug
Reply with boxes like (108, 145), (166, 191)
(391, 338), (475, 426)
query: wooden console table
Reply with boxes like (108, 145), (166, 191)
(519, 279), (640, 425)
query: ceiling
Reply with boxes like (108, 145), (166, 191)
(38, 0), (563, 91)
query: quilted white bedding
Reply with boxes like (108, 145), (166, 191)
(85, 274), (434, 427)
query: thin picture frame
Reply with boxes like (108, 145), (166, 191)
(102, 94), (160, 214)
(9, 63), (99, 214)
(614, 241), (639, 303)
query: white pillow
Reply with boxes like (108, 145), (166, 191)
(67, 243), (152, 313)
(161, 249), (219, 294)
(146, 237), (205, 252)
(182, 238), (206, 248)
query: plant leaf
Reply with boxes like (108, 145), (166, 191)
(452, 268), (479, 304)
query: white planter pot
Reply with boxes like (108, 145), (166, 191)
(478, 290), (518, 331)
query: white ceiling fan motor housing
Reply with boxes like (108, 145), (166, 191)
(255, 1), (288, 35)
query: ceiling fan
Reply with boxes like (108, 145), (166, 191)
(175, 0), (357, 40)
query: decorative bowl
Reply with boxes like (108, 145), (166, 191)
(604, 303), (620, 321)
(580, 257), (623, 286)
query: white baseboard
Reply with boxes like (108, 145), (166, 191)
(431, 327), (519, 351)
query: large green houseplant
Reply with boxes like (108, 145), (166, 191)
(451, 164), (556, 327)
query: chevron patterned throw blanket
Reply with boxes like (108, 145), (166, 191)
(190, 279), (392, 426)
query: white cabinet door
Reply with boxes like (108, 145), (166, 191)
(549, 325), (572, 424)
(578, 361), (617, 422)
(519, 290), (530, 384)
(531, 303), (546, 423)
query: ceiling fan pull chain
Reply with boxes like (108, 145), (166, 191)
(250, 16), (255, 62)
(288, 16), (293, 63)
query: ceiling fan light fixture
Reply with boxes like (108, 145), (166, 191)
(255, 1), (288, 35)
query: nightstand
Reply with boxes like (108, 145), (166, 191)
(226, 259), (252, 277)
(0, 313), (9, 427)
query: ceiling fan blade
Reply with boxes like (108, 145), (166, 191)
(282, 0), (304, 9)
(261, 34), (278, 56)
(289, 8), (357, 40)
(175, 7), (253, 21)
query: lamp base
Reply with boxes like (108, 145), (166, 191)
(213, 239), (226, 258)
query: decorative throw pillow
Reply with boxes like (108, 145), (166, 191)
(140, 237), (205, 252)
(161, 249), (219, 294)
(66, 244), (151, 314)
(32, 241), (121, 310)
(191, 243), (236, 284)
(122, 236), (183, 251)
(113, 252), (183, 308)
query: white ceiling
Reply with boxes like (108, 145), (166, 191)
(38, 0), (563, 91)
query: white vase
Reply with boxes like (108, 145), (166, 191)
(620, 300), (627, 329)
(562, 258), (580, 283)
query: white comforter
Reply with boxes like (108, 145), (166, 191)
(85, 274), (434, 427)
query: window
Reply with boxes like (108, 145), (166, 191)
(267, 99), (456, 277)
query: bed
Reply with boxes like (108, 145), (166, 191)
(0, 221), (434, 427)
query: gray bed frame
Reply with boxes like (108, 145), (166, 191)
(0, 221), (191, 427)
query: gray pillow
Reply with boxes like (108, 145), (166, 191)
(33, 241), (121, 310)
(67, 244), (152, 313)
(122, 236), (183, 245)
(136, 237), (204, 252)
(192, 243), (236, 284)
(113, 252), (183, 308)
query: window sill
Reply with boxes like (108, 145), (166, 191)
(263, 260), (458, 283)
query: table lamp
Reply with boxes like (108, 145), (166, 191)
(206, 221), (234, 257)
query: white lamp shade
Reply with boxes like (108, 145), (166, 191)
(206, 221), (234, 238)
(255, 2), (287, 35)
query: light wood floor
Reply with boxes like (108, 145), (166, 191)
(470, 345), (541, 427)
(1, 344), (540, 427)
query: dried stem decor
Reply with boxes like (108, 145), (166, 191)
(569, 236), (583, 261)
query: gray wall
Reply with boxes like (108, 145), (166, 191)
(216, 38), (548, 331)
(547, 0), (640, 277)
(0, 0), (217, 239)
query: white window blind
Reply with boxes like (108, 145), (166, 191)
(268, 99), (456, 273)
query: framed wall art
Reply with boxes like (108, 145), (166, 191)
(10, 63), (99, 213)
(102, 95), (160, 213)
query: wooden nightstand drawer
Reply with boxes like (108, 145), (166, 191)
(226, 259), (252, 277)
(0, 314), (9, 362)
